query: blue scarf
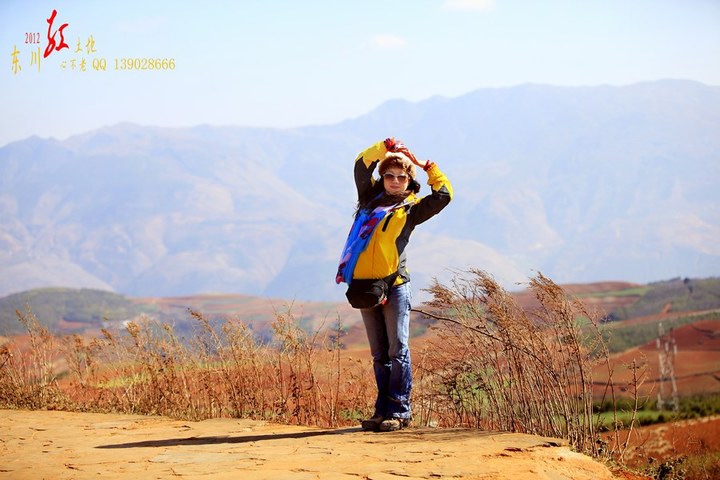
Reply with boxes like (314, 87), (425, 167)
(335, 202), (398, 285)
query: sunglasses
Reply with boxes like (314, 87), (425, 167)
(382, 172), (409, 182)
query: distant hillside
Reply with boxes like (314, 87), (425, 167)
(0, 287), (358, 338)
(534, 277), (720, 352)
(593, 318), (720, 397)
(602, 309), (720, 354)
(3, 278), (719, 349)
(610, 277), (720, 320)
(1, 80), (719, 301)
(0, 288), (140, 335)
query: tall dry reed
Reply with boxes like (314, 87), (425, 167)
(413, 269), (644, 458)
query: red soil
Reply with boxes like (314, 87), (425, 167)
(593, 319), (720, 397)
(608, 415), (720, 470)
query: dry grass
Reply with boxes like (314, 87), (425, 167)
(0, 306), (68, 409)
(0, 271), (647, 466)
(413, 269), (646, 460)
(0, 304), (376, 427)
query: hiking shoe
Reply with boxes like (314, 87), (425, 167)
(361, 414), (384, 431)
(378, 417), (410, 432)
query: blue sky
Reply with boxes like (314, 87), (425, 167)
(1, 0), (719, 147)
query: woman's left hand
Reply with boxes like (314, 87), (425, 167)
(399, 148), (430, 170)
(384, 137), (430, 169)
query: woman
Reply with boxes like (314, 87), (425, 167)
(336, 137), (453, 431)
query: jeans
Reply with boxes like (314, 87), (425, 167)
(360, 282), (412, 419)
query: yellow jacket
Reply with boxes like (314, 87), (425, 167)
(352, 141), (453, 284)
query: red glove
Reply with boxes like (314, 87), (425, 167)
(384, 137), (398, 151)
(385, 137), (419, 164)
(385, 137), (409, 152)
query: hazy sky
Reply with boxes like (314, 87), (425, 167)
(1, 0), (719, 147)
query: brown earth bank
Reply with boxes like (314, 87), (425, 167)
(610, 415), (720, 465)
(0, 409), (636, 480)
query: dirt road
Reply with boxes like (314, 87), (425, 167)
(0, 409), (623, 479)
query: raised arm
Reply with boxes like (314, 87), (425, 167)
(353, 140), (388, 199)
(409, 161), (453, 225)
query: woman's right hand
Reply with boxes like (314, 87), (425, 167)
(384, 137), (401, 151)
(385, 137), (421, 165)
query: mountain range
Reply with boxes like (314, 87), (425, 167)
(1, 79), (718, 302)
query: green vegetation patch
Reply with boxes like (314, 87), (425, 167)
(611, 277), (720, 321)
(577, 286), (651, 299)
(594, 392), (720, 430)
(0, 288), (141, 335)
(603, 310), (720, 353)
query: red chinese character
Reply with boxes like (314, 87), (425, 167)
(43, 9), (69, 59)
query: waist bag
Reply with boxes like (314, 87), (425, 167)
(345, 272), (399, 309)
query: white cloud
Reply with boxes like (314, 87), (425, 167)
(369, 34), (408, 50)
(441, 0), (496, 12)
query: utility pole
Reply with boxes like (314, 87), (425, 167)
(656, 322), (679, 412)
